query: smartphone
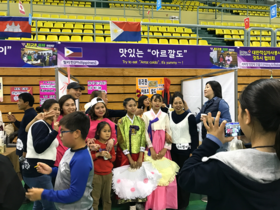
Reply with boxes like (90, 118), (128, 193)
(224, 122), (244, 137)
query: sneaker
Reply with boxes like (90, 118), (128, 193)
(201, 196), (208, 203)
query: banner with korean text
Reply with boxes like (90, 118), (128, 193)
(57, 42), (238, 69)
(238, 47), (280, 69)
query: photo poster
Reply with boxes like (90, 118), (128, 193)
(0, 77), (3, 102)
(57, 70), (79, 110)
(136, 78), (164, 98)
(88, 80), (107, 94)
(182, 71), (236, 142)
(39, 81), (56, 106)
(10, 87), (33, 102)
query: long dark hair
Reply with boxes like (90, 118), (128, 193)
(239, 79), (280, 160)
(88, 97), (109, 120)
(59, 95), (76, 115)
(151, 94), (163, 103)
(206, 81), (222, 99)
(36, 99), (58, 113)
(95, 121), (111, 140)
(137, 95), (150, 111)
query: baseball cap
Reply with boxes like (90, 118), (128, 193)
(67, 82), (85, 90)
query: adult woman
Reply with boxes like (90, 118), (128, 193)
(136, 95), (150, 117)
(23, 99), (60, 210)
(169, 94), (198, 210)
(197, 81), (231, 151)
(26, 95), (76, 167)
(218, 54), (225, 67)
(87, 97), (116, 151)
(179, 79), (280, 210)
(225, 53), (232, 66)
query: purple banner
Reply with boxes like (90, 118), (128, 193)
(58, 42), (238, 69)
(238, 47), (280, 69)
(0, 40), (57, 67)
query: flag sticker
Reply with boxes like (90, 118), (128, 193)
(64, 47), (83, 58)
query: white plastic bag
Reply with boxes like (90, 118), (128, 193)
(228, 137), (243, 151)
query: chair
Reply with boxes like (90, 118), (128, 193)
(62, 29), (71, 33)
(159, 27), (167, 32)
(224, 35), (232, 41)
(199, 40), (208, 45)
(189, 40), (198, 45)
(75, 24), (84, 29)
(234, 41), (244, 46)
(179, 39), (188, 45)
(216, 29), (223, 35)
(138, 39), (148, 44)
(33, 13), (41, 18)
(77, 15), (85, 20)
(68, 15), (77, 19)
(105, 37), (112, 42)
(103, 25), (110, 30)
(111, 17), (118, 21)
(184, 29), (193, 34)
(54, 23), (64, 28)
(150, 19), (157, 23)
(73, 29), (82, 34)
(261, 42), (270, 47)
(233, 35), (241, 40)
(84, 25), (93, 30)
(223, 29), (231, 35)
(96, 37), (104, 42)
(38, 35), (46, 41)
(51, 14), (59, 19)
(43, 22), (53, 28)
(127, 18), (134, 22)
(42, 14), (50, 18)
(150, 26), (158, 32)
(102, 17), (110, 21)
(47, 35), (58, 41)
(59, 36), (70, 42)
(176, 28), (184, 33)
(39, 28), (49, 32)
(261, 31), (269, 36)
(84, 30), (93, 34)
(64, 23), (74, 29)
(149, 38), (158, 44)
(158, 19), (165, 23)
(119, 18), (126, 21)
(83, 36), (93, 42)
(153, 32), (162, 37)
(71, 36), (82, 42)
(95, 30), (103, 35)
(252, 41), (260, 47)
(169, 39), (178, 45)
(173, 33), (181, 37)
(163, 33), (172, 37)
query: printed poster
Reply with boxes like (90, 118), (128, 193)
(39, 81), (56, 105)
(0, 41), (57, 67)
(10, 87), (33, 102)
(88, 80), (107, 94)
(136, 78), (164, 98)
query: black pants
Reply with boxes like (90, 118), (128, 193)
(170, 149), (191, 210)
(19, 157), (30, 192)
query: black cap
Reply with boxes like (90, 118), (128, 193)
(67, 82), (85, 90)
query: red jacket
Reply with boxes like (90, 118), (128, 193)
(91, 140), (116, 175)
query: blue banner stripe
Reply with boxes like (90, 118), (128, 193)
(113, 31), (141, 41)
(0, 17), (29, 22)
(67, 47), (82, 52)
(0, 32), (31, 38)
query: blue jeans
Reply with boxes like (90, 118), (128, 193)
(24, 175), (56, 210)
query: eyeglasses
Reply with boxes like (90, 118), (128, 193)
(61, 130), (74, 135)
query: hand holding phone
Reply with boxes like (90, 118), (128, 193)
(224, 122), (244, 137)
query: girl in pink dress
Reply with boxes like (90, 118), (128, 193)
(54, 95), (76, 167)
(142, 94), (178, 210)
(86, 97), (117, 151)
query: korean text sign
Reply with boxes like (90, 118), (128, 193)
(10, 87), (33, 102)
(39, 81), (56, 105)
(136, 78), (164, 98)
(88, 80), (107, 94)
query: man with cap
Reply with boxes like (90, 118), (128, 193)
(67, 82), (85, 100)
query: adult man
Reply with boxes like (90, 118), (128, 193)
(7, 93), (37, 202)
(67, 82), (85, 100)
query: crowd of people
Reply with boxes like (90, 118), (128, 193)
(21, 51), (57, 66)
(2, 78), (280, 210)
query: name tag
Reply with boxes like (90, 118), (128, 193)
(176, 143), (191, 150)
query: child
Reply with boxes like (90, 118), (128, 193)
(142, 94), (178, 210)
(91, 121), (116, 210)
(26, 112), (94, 210)
(115, 98), (147, 209)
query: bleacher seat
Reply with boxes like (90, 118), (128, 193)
(96, 37), (104, 42)
(83, 36), (93, 42)
(71, 36), (81, 42)
(47, 35), (58, 41)
(59, 36), (70, 41)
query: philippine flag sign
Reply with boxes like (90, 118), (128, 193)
(0, 17), (31, 38)
(64, 47), (83, 57)
(110, 21), (141, 42)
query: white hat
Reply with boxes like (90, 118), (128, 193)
(90, 97), (105, 107)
